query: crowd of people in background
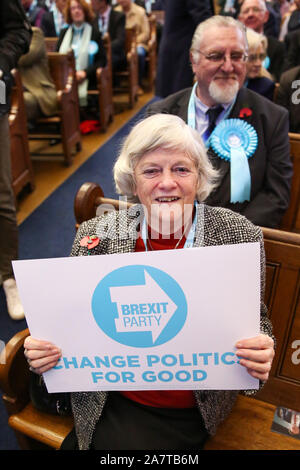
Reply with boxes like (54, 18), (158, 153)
(17, 0), (300, 133)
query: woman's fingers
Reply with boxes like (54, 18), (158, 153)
(24, 335), (61, 374)
(30, 358), (61, 375)
(235, 334), (275, 381)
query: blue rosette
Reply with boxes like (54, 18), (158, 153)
(209, 119), (258, 203)
(88, 40), (99, 66)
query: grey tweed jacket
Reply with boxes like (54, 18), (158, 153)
(69, 203), (273, 450)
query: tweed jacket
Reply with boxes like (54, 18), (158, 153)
(115, 3), (150, 50)
(69, 203), (273, 450)
(18, 27), (58, 118)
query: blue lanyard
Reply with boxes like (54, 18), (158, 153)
(140, 202), (198, 251)
(187, 83), (235, 146)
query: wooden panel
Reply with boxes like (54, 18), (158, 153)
(280, 132), (300, 233)
(257, 228), (300, 411)
(9, 70), (35, 197)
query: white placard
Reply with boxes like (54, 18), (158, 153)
(13, 243), (260, 392)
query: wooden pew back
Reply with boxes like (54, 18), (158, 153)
(114, 27), (139, 109)
(280, 132), (300, 233)
(29, 50), (82, 166)
(9, 69), (35, 198)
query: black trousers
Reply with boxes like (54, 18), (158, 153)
(0, 115), (18, 280)
(61, 392), (208, 451)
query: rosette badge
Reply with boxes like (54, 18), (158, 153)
(210, 119), (258, 204)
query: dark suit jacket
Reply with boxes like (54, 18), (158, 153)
(93, 9), (126, 70)
(146, 87), (292, 228)
(246, 77), (275, 101)
(276, 65), (300, 133)
(287, 9), (300, 34)
(56, 25), (107, 89)
(283, 29), (300, 71)
(267, 35), (285, 82)
(40, 11), (58, 37)
(155, 0), (213, 98)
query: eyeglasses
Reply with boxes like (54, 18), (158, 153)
(248, 53), (266, 62)
(197, 50), (248, 64)
(240, 6), (264, 15)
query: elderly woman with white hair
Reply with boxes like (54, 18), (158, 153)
(244, 28), (275, 101)
(23, 114), (275, 450)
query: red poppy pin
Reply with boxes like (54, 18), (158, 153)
(239, 108), (252, 118)
(80, 235), (100, 250)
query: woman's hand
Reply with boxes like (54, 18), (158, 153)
(76, 70), (87, 83)
(24, 336), (62, 375)
(235, 334), (275, 382)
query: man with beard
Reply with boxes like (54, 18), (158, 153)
(147, 15), (292, 229)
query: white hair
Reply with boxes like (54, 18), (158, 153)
(113, 114), (219, 202)
(240, 0), (268, 14)
(190, 15), (248, 63)
(246, 27), (267, 52)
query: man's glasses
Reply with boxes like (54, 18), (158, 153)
(197, 50), (248, 64)
(248, 53), (266, 62)
(240, 7), (264, 15)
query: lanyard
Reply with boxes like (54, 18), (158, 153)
(140, 202), (198, 252)
(187, 83), (235, 146)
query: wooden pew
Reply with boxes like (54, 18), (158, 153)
(29, 50), (82, 166)
(145, 14), (157, 92)
(44, 37), (58, 53)
(87, 33), (114, 132)
(46, 35), (114, 133)
(114, 27), (139, 109)
(1, 184), (300, 450)
(279, 132), (300, 233)
(9, 69), (35, 199)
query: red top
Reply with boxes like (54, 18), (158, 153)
(119, 229), (196, 409)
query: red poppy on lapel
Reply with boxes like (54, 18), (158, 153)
(239, 108), (252, 118)
(80, 235), (100, 249)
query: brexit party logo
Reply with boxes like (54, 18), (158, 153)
(91, 265), (187, 347)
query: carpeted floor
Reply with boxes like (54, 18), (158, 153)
(0, 98), (156, 450)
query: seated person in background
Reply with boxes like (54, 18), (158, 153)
(244, 28), (275, 101)
(56, 0), (107, 107)
(21, 0), (47, 28)
(40, 0), (68, 37)
(238, 0), (286, 81)
(115, 0), (150, 95)
(24, 113), (275, 451)
(279, 1), (298, 41)
(283, 28), (300, 70)
(287, 0), (300, 33)
(18, 27), (58, 124)
(91, 0), (126, 74)
(275, 65), (300, 133)
(263, 0), (281, 38)
(147, 15), (292, 229)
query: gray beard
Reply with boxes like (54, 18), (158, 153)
(208, 80), (239, 104)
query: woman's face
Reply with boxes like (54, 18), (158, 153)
(134, 149), (199, 235)
(246, 44), (265, 79)
(70, 0), (85, 25)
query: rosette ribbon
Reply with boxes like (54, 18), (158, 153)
(88, 40), (99, 66)
(209, 119), (258, 203)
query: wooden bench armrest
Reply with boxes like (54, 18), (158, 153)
(0, 329), (31, 414)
